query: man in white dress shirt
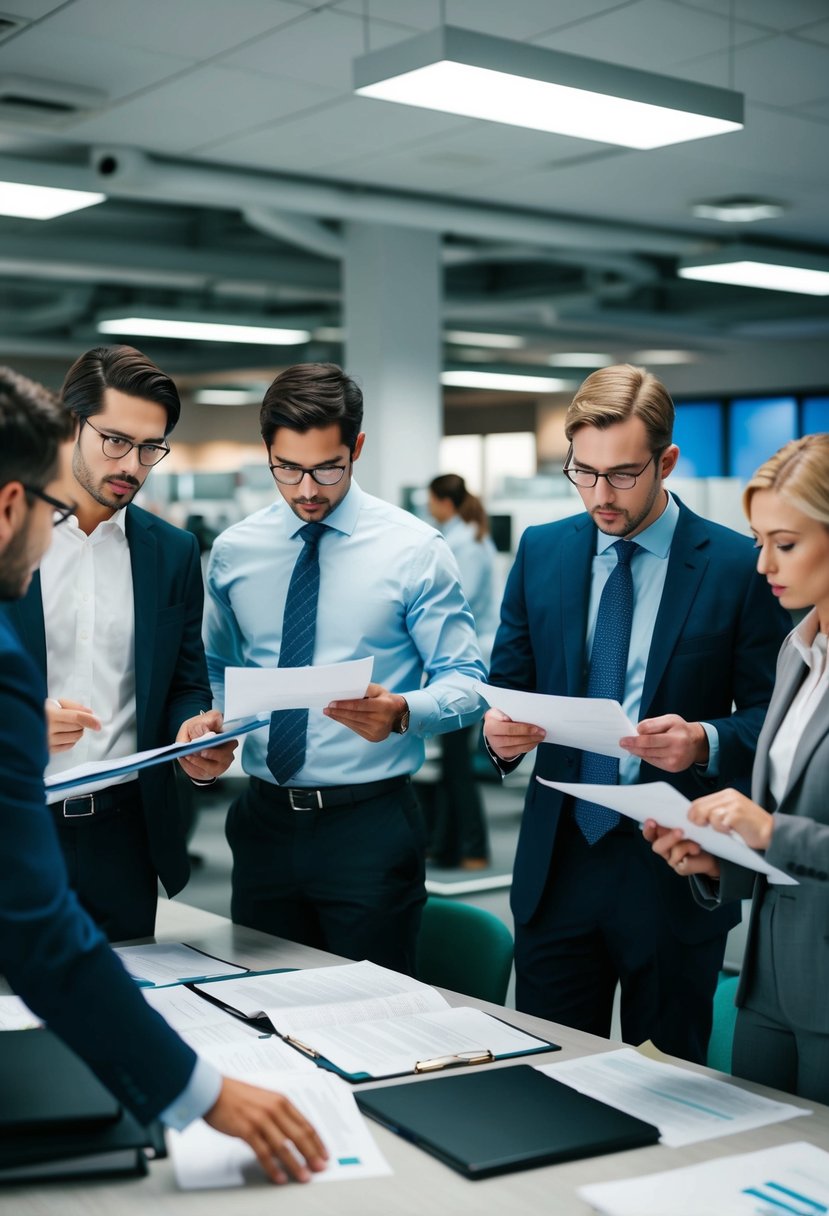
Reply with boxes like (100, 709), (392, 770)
(6, 345), (236, 940)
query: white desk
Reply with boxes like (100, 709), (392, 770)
(5, 899), (829, 1216)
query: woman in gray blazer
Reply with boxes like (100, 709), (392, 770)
(646, 433), (829, 1102)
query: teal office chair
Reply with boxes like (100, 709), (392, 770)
(416, 896), (514, 1005)
(706, 972), (740, 1073)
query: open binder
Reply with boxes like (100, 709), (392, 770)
(189, 960), (558, 1081)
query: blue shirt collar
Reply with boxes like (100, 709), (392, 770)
(281, 477), (363, 540)
(596, 489), (679, 559)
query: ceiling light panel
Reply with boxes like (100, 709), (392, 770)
(0, 180), (105, 220)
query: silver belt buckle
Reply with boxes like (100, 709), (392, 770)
(288, 788), (324, 811)
(63, 794), (96, 818)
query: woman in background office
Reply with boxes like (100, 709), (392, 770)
(427, 474), (498, 869)
(645, 433), (829, 1102)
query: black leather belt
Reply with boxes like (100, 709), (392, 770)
(50, 781), (141, 821)
(252, 774), (409, 811)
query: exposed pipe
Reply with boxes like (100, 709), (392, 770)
(243, 207), (345, 261)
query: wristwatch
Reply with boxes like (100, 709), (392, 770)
(392, 698), (410, 735)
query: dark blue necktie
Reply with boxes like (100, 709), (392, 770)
(266, 522), (327, 785)
(573, 539), (638, 845)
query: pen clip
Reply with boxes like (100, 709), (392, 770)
(414, 1049), (494, 1073)
(285, 1035), (320, 1059)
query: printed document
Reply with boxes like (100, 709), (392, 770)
(538, 1049), (809, 1147)
(476, 683), (634, 758)
(170, 1070), (391, 1188)
(579, 1140), (829, 1216)
(224, 656), (374, 720)
(114, 942), (248, 987)
(539, 778), (797, 884)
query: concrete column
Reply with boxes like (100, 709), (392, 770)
(343, 222), (442, 506)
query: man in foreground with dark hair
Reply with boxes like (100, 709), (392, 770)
(0, 365), (327, 1183)
(4, 345), (235, 941)
(205, 362), (485, 974)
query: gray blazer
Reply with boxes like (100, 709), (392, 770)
(700, 628), (829, 1034)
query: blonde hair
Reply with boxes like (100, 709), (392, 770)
(564, 364), (674, 452)
(743, 433), (829, 525)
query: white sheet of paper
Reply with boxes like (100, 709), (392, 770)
(196, 1035), (316, 1076)
(539, 778), (797, 885)
(114, 943), (249, 986)
(537, 1049), (809, 1148)
(579, 1140), (829, 1216)
(0, 995), (41, 1030)
(143, 984), (250, 1033)
(170, 1070), (391, 1189)
(294, 1006), (548, 1079)
(224, 657), (374, 720)
(476, 682), (635, 759)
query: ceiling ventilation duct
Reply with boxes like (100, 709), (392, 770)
(0, 74), (106, 126)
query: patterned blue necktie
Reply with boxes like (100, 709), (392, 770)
(266, 521), (327, 785)
(573, 539), (638, 845)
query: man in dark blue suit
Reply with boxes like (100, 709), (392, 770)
(4, 346), (235, 941)
(485, 365), (790, 1063)
(0, 366), (326, 1182)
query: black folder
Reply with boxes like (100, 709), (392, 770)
(0, 1030), (164, 1183)
(356, 1064), (660, 1180)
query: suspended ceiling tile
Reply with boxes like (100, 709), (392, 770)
(18, 0), (306, 59)
(0, 1), (66, 19)
(794, 19), (829, 46)
(678, 34), (829, 108)
(532, 0), (765, 70)
(672, 0), (829, 34)
(67, 66), (336, 153)
(333, 0), (628, 41)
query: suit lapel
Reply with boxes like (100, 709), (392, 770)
(751, 642), (803, 804)
(125, 507), (157, 743)
(559, 518), (594, 695)
(640, 502), (709, 716)
(776, 649), (829, 808)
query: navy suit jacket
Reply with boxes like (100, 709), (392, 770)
(4, 504), (211, 896)
(490, 498), (791, 940)
(0, 613), (196, 1122)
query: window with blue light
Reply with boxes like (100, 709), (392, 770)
(803, 397), (829, 436)
(728, 397), (797, 480)
(673, 402), (724, 477)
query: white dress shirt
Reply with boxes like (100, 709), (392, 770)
(40, 510), (138, 801)
(769, 610), (829, 806)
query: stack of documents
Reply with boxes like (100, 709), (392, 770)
(114, 943), (250, 987)
(190, 960), (555, 1080)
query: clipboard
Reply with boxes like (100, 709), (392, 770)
(44, 717), (267, 794)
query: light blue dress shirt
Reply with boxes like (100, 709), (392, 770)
(587, 491), (719, 784)
(205, 481), (486, 786)
(440, 516), (498, 661)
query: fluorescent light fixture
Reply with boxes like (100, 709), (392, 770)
(678, 246), (829, 296)
(0, 179), (105, 220)
(97, 313), (311, 345)
(441, 370), (570, 393)
(445, 329), (525, 349)
(548, 352), (613, 367)
(194, 388), (263, 406)
(692, 197), (785, 224)
(355, 26), (743, 150)
(630, 349), (697, 365)
(313, 326), (345, 342)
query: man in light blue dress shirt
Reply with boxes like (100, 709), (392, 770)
(205, 363), (485, 974)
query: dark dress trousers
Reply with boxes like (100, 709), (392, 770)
(489, 498), (790, 1062)
(3, 504), (211, 939)
(0, 613), (196, 1122)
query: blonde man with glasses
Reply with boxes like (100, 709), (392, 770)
(5, 346), (236, 942)
(484, 364), (789, 1064)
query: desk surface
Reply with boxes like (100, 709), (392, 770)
(5, 899), (828, 1215)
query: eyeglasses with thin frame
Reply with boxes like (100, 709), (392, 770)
(23, 484), (76, 526)
(562, 448), (658, 490)
(269, 462), (347, 487)
(83, 418), (170, 467)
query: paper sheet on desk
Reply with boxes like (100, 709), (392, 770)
(579, 1141), (829, 1216)
(475, 683), (635, 759)
(170, 1070), (391, 1188)
(539, 778), (798, 885)
(114, 942), (249, 987)
(224, 656), (374, 720)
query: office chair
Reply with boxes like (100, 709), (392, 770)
(706, 972), (740, 1073)
(416, 896), (514, 1005)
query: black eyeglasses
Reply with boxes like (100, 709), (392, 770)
(23, 484), (76, 526)
(269, 463), (347, 487)
(563, 449), (657, 490)
(83, 419), (170, 467)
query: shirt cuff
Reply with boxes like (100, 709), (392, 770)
(158, 1058), (222, 1131)
(404, 688), (442, 737)
(697, 722), (720, 776)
